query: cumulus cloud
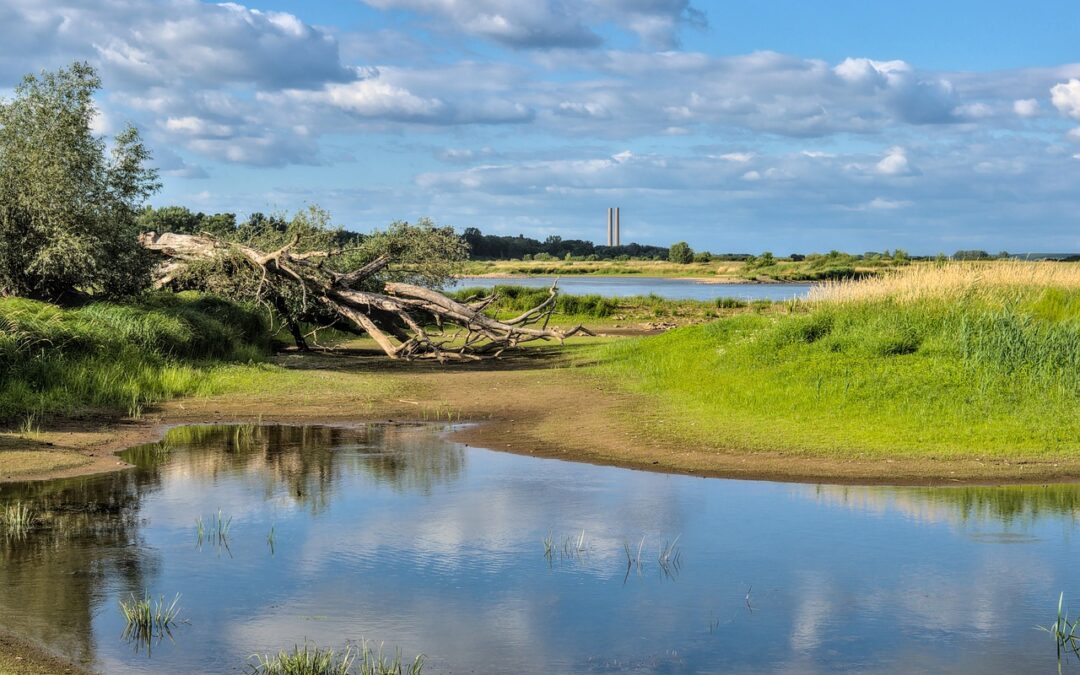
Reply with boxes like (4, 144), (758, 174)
(1051, 79), (1080, 119)
(876, 147), (916, 175)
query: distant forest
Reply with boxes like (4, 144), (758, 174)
(137, 207), (1078, 263)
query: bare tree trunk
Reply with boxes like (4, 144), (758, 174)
(138, 231), (592, 361)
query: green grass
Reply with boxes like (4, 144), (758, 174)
(449, 286), (732, 325)
(592, 287), (1080, 458)
(0, 292), (270, 422)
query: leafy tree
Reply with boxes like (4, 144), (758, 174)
(669, 241), (694, 264)
(0, 62), (159, 300)
(953, 249), (992, 261)
(139, 206), (237, 238)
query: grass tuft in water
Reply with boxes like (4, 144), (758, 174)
(1038, 592), (1080, 664)
(119, 592), (183, 643)
(0, 501), (37, 535)
(249, 641), (424, 675)
(195, 509), (233, 551)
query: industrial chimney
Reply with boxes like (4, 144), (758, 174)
(606, 207), (621, 247)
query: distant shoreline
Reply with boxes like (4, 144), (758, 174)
(455, 273), (814, 285)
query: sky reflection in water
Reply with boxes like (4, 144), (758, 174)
(0, 423), (1077, 674)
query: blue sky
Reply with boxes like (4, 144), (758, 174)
(3, 0), (1080, 253)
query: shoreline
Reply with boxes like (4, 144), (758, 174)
(455, 273), (778, 284)
(4, 350), (1080, 488)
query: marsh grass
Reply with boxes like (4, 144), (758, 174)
(594, 262), (1080, 458)
(249, 641), (424, 675)
(811, 260), (1080, 304)
(119, 592), (183, 649)
(448, 286), (725, 324)
(0, 292), (268, 423)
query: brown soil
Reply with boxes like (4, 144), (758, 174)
(0, 627), (92, 675)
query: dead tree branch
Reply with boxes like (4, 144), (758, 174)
(138, 231), (589, 361)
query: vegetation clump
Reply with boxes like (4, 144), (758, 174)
(249, 641), (424, 675)
(119, 592), (183, 643)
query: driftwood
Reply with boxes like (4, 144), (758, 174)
(138, 231), (591, 361)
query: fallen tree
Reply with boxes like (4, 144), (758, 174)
(139, 231), (591, 361)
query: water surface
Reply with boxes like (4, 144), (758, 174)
(0, 424), (1077, 674)
(453, 276), (810, 301)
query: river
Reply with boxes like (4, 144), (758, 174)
(0, 424), (1075, 673)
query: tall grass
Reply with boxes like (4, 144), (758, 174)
(0, 292), (268, 422)
(810, 260), (1080, 304)
(593, 262), (1080, 458)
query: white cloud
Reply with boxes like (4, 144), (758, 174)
(718, 152), (754, 162)
(1051, 79), (1080, 119)
(1013, 98), (1040, 117)
(876, 147), (914, 175)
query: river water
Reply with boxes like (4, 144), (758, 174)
(0, 424), (1076, 674)
(452, 276), (811, 302)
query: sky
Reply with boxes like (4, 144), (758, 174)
(3, 0), (1080, 253)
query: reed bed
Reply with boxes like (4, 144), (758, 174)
(810, 261), (1080, 304)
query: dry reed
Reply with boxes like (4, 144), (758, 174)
(809, 261), (1080, 305)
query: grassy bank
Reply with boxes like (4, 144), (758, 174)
(0, 292), (270, 423)
(461, 255), (907, 281)
(593, 262), (1080, 459)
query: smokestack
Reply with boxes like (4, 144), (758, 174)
(606, 207), (613, 246)
(615, 207), (621, 247)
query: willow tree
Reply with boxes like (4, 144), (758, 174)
(0, 62), (159, 300)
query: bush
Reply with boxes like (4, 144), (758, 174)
(669, 242), (694, 264)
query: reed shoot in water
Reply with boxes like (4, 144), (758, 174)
(1038, 592), (1080, 663)
(0, 501), (37, 535)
